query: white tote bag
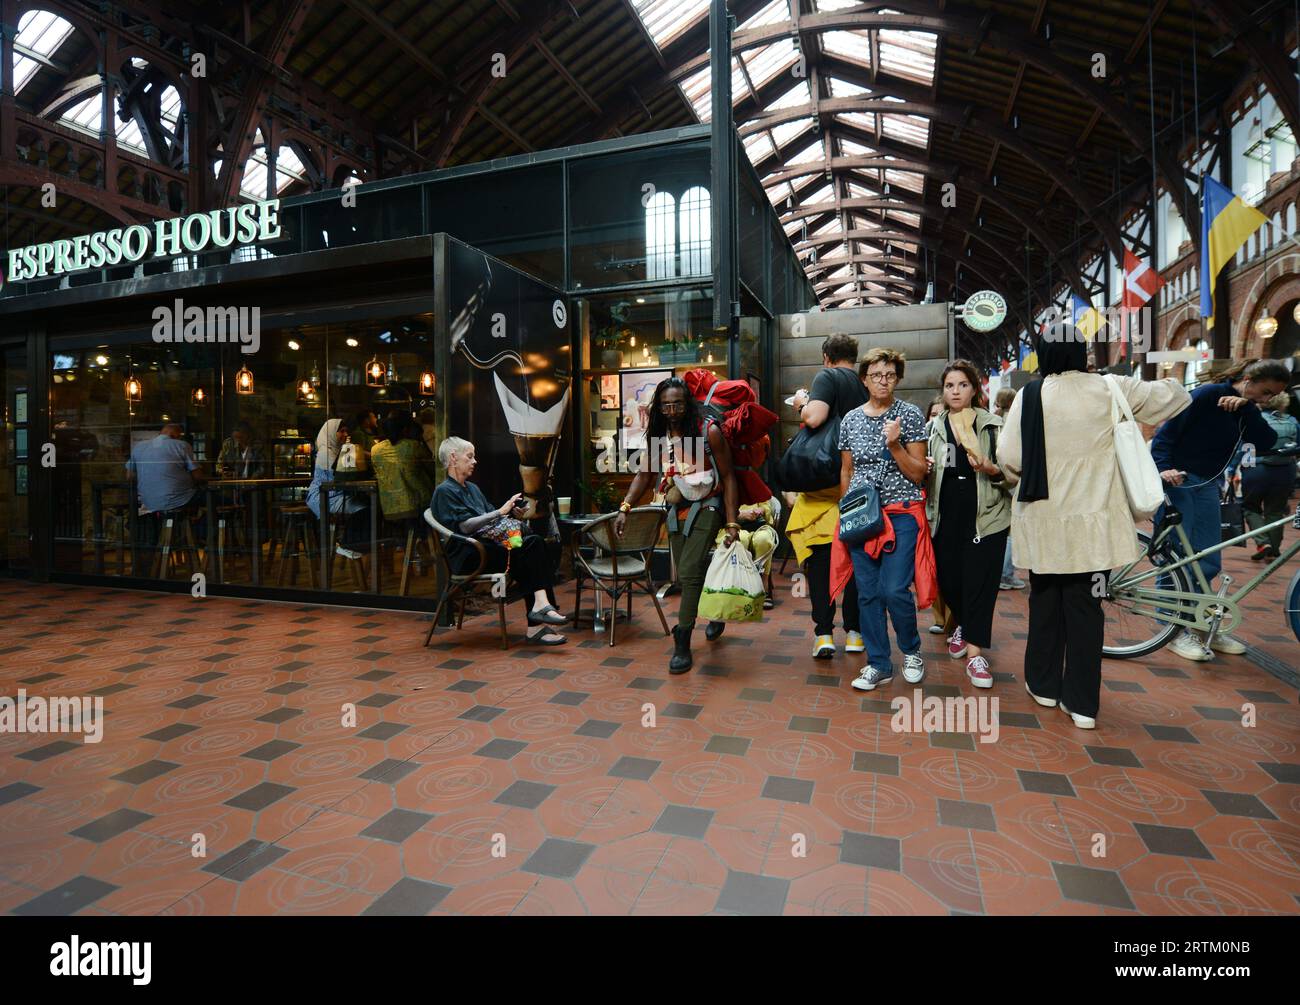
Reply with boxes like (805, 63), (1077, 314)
(1104, 375), (1164, 521)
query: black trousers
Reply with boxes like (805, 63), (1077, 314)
(804, 543), (859, 635)
(934, 525), (1007, 649)
(1025, 570), (1105, 718)
(455, 534), (554, 614)
(1241, 464), (1294, 551)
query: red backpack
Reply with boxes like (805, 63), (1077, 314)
(683, 369), (779, 504)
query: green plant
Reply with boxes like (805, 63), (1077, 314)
(584, 478), (617, 513)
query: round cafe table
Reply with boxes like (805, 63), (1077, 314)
(557, 513), (629, 633)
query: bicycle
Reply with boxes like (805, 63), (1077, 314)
(1101, 502), (1300, 658)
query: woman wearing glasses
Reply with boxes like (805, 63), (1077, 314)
(834, 348), (934, 692)
(615, 377), (740, 674)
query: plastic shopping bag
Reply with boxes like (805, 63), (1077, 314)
(698, 542), (765, 623)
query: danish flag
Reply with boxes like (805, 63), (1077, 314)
(1121, 247), (1164, 309)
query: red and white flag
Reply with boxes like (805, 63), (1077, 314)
(1121, 247), (1164, 309)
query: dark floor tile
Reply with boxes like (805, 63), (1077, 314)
(653, 805), (714, 839)
(922, 684), (960, 698)
(1051, 862), (1135, 910)
(575, 719), (620, 739)
(18, 672), (61, 684)
(930, 732), (976, 751)
(699, 665), (732, 677)
(788, 715), (829, 734)
(357, 669), (396, 682)
(1086, 746), (1142, 768)
(110, 759), (180, 785)
(0, 781), (41, 805)
(997, 710), (1041, 729)
(628, 677), (664, 691)
(14, 876), (118, 916)
(1193, 706), (1240, 722)
(355, 651), (391, 662)
(224, 782), (295, 811)
(459, 705), (506, 723)
(662, 702), (702, 720)
(852, 752), (899, 775)
(358, 693), (400, 708)
(806, 674), (840, 686)
(522, 838), (595, 879)
(860, 699), (895, 715)
(186, 671), (226, 684)
(602, 657), (633, 668)
(1237, 689), (1287, 704)
(1259, 762), (1300, 785)
(1143, 724), (1199, 743)
(242, 740), (302, 762)
(359, 758), (421, 783)
(358, 722), (408, 740)
(361, 808), (433, 843)
(608, 756), (661, 781)
(363, 877), (453, 916)
(938, 798), (997, 831)
(762, 775), (814, 804)
(167, 694), (215, 709)
(495, 780), (555, 809)
(70, 808), (153, 843)
(761, 654), (793, 665)
(142, 723), (199, 742)
(446, 679), (486, 693)
(705, 734), (752, 756)
(475, 739), (528, 760)
(277, 661), (310, 673)
(716, 870), (789, 916)
(1201, 789), (1277, 820)
(1134, 823), (1214, 860)
(549, 691), (590, 706)
(1017, 770), (1076, 797)
(528, 667), (564, 680)
(1148, 666), (1190, 679)
(16, 740), (79, 762)
(255, 707), (304, 725)
(266, 682), (309, 695)
(1103, 680), (1146, 693)
(739, 688), (774, 702)
(840, 831), (901, 870)
(202, 839), (289, 880)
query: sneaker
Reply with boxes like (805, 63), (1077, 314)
(336, 544), (361, 560)
(1025, 682), (1057, 707)
(1059, 701), (1096, 729)
(901, 652), (925, 684)
(1169, 630), (1212, 662)
(844, 630), (865, 653)
(927, 622), (946, 634)
(1250, 546), (1271, 562)
(851, 665), (894, 691)
(812, 635), (836, 660)
(947, 626), (968, 659)
(966, 655), (993, 688)
(1207, 632), (1246, 655)
(999, 577), (1027, 590)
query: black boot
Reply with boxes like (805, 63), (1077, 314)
(669, 625), (693, 674)
(704, 620), (725, 641)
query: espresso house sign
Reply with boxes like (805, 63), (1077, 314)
(5, 199), (282, 283)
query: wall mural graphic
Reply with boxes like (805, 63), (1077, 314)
(446, 240), (572, 525)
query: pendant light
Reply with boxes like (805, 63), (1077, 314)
(1255, 310), (1278, 339)
(297, 378), (314, 402)
(235, 364), (255, 394)
(365, 355), (386, 387)
(191, 385), (207, 406)
(386, 355), (396, 383)
(310, 361), (321, 388)
(125, 370), (142, 403)
(419, 369), (436, 396)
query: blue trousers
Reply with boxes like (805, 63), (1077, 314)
(849, 512), (921, 672)
(1156, 480), (1222, 591)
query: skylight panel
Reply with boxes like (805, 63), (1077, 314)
(836, 111), (877, 134)
(839, 137), (877, 156)
(828, 77), (868, 98)
(811, 217), (843, 236)
(764, 79), (810, 112)
(738, 0), (787, 30)
(744, 132), (777, 164)
(769, 116), (814, 149)
(785, 139), (825, 166)
(881, 113), (930, 148)
(879, 24), (937, 85)
(13, 10), (75, 94)
(822, 30), (872, 69)
(630, 0), (709, 50)
(742, 37), (799, 92)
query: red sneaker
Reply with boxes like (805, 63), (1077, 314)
(947, 626), (968, 659)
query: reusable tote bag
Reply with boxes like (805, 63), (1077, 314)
(1103, 374), (1164, 521)
(698, 542), (766, 623)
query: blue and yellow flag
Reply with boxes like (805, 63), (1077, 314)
(1070, 294), (1103, 340)
(1200, 176), (1267, 329)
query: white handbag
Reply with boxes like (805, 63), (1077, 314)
(1104, 375), (1164, 521)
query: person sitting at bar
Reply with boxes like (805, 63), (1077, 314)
(216, 421), (267, 480)
(431, 436), (568, 645)
(373, 413), (436, 567)
(125, 422), (205, 515)
(307, 418), (371, 561)
(349, 409), (380, 459)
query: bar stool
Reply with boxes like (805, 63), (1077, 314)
(275, 504), (318, 588)
(155, 511), (201, 580)
(326, 523), (368, 591)
(104, 502), (131, 576)
(383, 513), (428, 597)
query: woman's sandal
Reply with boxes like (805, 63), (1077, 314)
(527, 627), (567, 646)
(527, 604), (569, 626)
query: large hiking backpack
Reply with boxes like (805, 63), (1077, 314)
(683, 369), (778, 504)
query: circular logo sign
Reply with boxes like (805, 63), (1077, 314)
(552, 299), (567, 328)
(962, 290), (1006, 332)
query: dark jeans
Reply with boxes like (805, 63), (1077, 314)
(1155, 481), (1222, 590)
(1025, 570), (1105, 718)
(1242, 464), (1294, 552)
(334, 502), (371, 551)
(849, 512), (921, 672)
(804, 542), (859, 636)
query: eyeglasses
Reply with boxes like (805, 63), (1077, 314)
(866, 372), (898, 384)
(659, 401), (688, 412)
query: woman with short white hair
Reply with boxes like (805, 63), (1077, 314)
(430, 437), (568, 645)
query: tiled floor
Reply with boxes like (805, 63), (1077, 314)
(0, 540), (1296, 916)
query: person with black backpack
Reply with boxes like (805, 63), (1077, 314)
(783, 334), (868, 660)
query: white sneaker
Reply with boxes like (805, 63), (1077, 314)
(927, 622), (946, 635)
(1059, 702), (1096, 729)
(1169, 630), (1212, 662)
(851, 665), (894, 691)
(336, 544), (362, 560)
(1025, 682), (1057, 708)
(901, 652), (925, 684)
(966, 655), (993, 689)
(1207, 632), (1247, 655)
(999, 577), (1027, 590)
(812, 635), (836, 659)
(844, 630), (865, 653)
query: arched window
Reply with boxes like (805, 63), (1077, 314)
(679, 186), (711, 277)
(1185, 338), (1210, 388)
(645, 191), (677, 280)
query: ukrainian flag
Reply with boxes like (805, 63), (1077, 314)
(1200, 176), (1267, 329)
(1070, 294), (1103, 340)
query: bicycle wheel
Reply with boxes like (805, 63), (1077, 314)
(1287, 568), (1300, 644)
(1102, 532), (1195, 659)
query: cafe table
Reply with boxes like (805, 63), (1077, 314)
(557, 512), (629, 633)
(203, 477), (310, 586)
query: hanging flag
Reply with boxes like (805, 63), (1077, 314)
(1121, 247), (1165, 310)
(1070, 294), (1103, 340)
(1199, 176), (1268, 329)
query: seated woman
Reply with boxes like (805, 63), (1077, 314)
(307, 418), (371, 561)
(431, 436), (568, 646)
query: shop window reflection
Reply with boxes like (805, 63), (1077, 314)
(646, 192), (676, 280)
(679, 186), (711, 278)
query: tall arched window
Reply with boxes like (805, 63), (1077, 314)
(646, 191), (677, 280)
(679, 186), (711, 277)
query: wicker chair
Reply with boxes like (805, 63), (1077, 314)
(572, 506), (670, 647)
(422, 508), (512, 650)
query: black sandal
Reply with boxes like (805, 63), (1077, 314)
(527, 627), (567, 646)
(527, 604), (569, 626)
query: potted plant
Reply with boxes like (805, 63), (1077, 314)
(584, 477), (618, 514)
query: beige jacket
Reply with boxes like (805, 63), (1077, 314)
(999, 372), (1191, 574)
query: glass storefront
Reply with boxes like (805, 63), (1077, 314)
(1, 346), (31, 574)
